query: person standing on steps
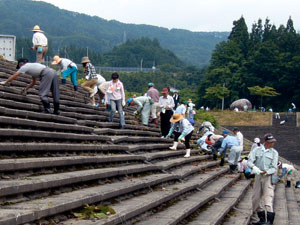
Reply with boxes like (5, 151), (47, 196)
(248, 133), (278, 225)
(127, 96), (151, 126)
(0, 58), (60, 115)
(105, 72), (126, 129)
(158, 88), (175, 138)
(173, 90), (180, 109)
(166, 113), (194, 158)
(218, 130), (242, 171)
(233, 127), (243, 152)
(81, 57), (98, 106)
(51, 56), (78, 91)
(175, 101), (188, 115)
(147, 82), (160, 127)
(30, 25), (48, 64)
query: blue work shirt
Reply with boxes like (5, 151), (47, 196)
(219, 135), (240, 154)
(175, 104), (186, 115)
(247, 145), (278, 175)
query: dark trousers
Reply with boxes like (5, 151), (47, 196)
(211, 138), (224, 155)
(174, 131), (193, 149)
(161, 110), (173, 137)
(39, 68), (60, 104)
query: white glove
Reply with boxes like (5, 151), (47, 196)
(133, 111), (138, 115)
(122, 100), (126, 107)
(252, 166), (262, 175)
(217, 152), (221, 157)
(0, 81), (7, 85)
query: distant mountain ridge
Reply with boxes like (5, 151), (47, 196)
(0, 0), (229, 67)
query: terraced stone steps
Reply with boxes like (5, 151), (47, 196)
(286, 187), (300, 225)
(187, 179), (251, 225)
(274, 183), (289, 225)
(222, 186), (253, 225)
(62, 167), (230, 225)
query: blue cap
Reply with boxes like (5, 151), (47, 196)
(148, 82), (154, 87)
(223, 130), (230, 135)
(127, 98), (133, 106)
(245, 168), (251, 175)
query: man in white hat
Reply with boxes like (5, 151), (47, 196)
(52, 56), (78, 91)
(31, 25), (48, 64)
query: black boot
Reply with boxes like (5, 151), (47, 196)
(266, 212), (275, 224)
(286, 180), (291, 187)
(42, 101), (51, 114)
(229, 165), (236, 173)
(220, 158), (225, 166)
(53, 102), (60, 115)
(74, 85), (78, 91)
(252, 211), (266, 225)
(213, 154), (217, 160)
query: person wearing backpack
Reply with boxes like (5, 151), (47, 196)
(166, 113), (194, 158)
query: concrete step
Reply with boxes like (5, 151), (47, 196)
(274, 183), (289, 225)
(187, 179), (251, 225)
(222, 186), (253, 225)
(0, 142), (172, 154)
(135, 172), (239, 225)
(0, 173), (177, 225)
(143, 149), (198, 161)
(286, 187), (300, 225)
(0, 116), (93, 134)
(0, 155), (146, 173)
(63, 167), (230, 225)
(94, 128), (160, 137)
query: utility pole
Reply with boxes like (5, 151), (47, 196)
(221, 83), (225, 110)
(86, 47), (89, 57)
(21, 48), (23, 58)
(140, 58), (143, 72)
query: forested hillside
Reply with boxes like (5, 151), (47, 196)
(0, 0), (228, 67)
(198, 17), (300, 110)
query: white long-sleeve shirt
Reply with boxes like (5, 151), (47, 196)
(32, 32), (48, 47)
(59, 58), (77, 72)
(235, 131), (243, 148)
(158, 95), (175, 109)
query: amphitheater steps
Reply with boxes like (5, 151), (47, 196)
(62, 167), (230, 225)
(222, 186), (253, 225)
(286, 187), (300, 225)
(274, 183), (289, 225)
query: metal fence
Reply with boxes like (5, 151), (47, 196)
(94, 66), (160, 73)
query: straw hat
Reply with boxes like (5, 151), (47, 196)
(170, 113), (184, 123)
(51, 56), (62, 65)
(30, 25), (43, 32)
(81, 56), (90, 64)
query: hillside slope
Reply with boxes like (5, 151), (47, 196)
(0, 0), (228, 67)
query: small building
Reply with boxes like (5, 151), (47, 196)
(0, 35), (16, 61)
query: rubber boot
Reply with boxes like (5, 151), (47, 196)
(266, 212), (275, 224)
(74, 85), (78, 91)
(41, 101), (51, 114)
(169, 142), (178, 150)
(220, 158), (225, 166)
(53, 102), (60, 115)
(184, 149), (191, 158)
(61, 79), (66, 85)
(230, 165), (237, 173)
(252, 211), (266, 225)
(213, 154), (217, 160)
(286, 180), (291, 188)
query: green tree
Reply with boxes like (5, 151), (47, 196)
(204, 84), (230, 109)
(248, 86), (280, 107)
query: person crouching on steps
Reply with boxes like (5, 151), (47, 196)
(166, 113), (194, 158)
(52, 56), (78, 91)
(81, 57), (98, 106)
(127, 96), (151, 126)
(105, 73), (126, 129)
(0, 58), (60, 115)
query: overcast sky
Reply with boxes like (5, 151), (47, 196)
(38, 0), (300, 32)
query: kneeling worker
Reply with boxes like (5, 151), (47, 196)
(0, 58), (60, 114)
(167, 113), (194, 158)
(127, 96), (151, 126)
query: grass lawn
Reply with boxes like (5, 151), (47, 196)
(209, 111), (272, 126)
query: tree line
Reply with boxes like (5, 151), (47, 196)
(197, 17), (300, 111)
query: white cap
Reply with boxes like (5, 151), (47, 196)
(254, 137), (260, 143)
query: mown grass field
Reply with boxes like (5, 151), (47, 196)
(209, 111), (272, 126)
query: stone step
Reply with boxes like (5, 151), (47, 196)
(0, 155), (146, 173)
(105, 135), (172, 144)
(135, 172), (239, 225)
(286, 187), (300, 225)
(188, 179), (251, 225)
(0, 143), (171, 154)
(63, 167), (230, 225)
(143, 149), (199, 161)
(222, 185), (253, 225)
(93, 128), (160, 137)
(0, 116), (93, 134)
(0, 173), (177, 225)
(274, 183), (289, 225)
